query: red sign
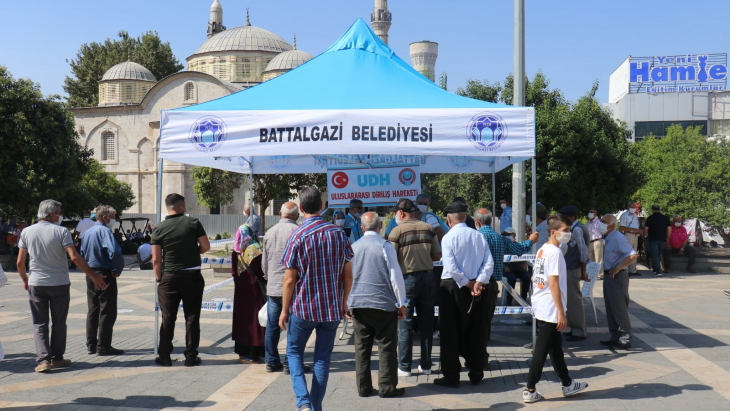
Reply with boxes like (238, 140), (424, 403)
(331, 171), (349, 189)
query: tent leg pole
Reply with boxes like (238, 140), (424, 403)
(154, 157), (163, 356)
(492, 171), (496, 229)
(249, 169), (254, 220)
(531, 157), (537, 251)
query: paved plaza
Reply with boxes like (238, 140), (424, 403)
(1, 258), (729, 411)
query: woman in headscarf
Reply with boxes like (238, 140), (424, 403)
(231, 223), (266, 364)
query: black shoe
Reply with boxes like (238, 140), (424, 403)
(97, 346), (124, 356)
(523, 342), (533, 349)
(87, 345), (96, 355)
(566, 336), (587, 342)
(283, 364), (289, 375)
(155, 356), (172, 367)
(470, 378), (482, 386)
(359, 387), (374, 397)
(562, 331), (573, 337)
(266, 363), (284, 373)
(283, 364), (312, 375)
(628, 272), (641, 276)
(379, 387), (405, 398)
(433, 377), (460, 388)
(184, 356), (201, 367)
(613, 341), (631, 350)
(599, 340), (617, 346)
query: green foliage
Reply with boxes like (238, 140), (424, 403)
(252, 174), (327, 218)
(456, 78), (502, 103)
(439, 72), (448, 90)
(65, 159), (136, 218)
(420, 68), (435, 82)
(214, 233), (222, 240)
(63, 30), (183, 108)
(633, 126), (730, 240)
(192, 167), (246, 209)
(219, 231), (231, 239)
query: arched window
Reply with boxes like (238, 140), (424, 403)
(102, 131), (116, 161)
(184, 82), (195, 102)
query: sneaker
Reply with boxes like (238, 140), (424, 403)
(266, 363), (283, 373)
(35, 362), (52, 373)
(50, 359), (71, 369)
(297, 404), (312, 411)
(238, 357), (263, 364)
(654, 272), (663, 277)
(523, 389), (543, 403)
(433, 330), (440, 340)
(418, 365), (431, 375)
(397, 368), (411, 377)
(562, 380), (588, 396)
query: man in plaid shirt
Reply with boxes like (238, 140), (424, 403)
(279, 187), (354, 411)
(474, 208), (537, 369)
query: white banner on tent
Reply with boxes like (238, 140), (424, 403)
(327, 165), (420, 207)
(160, 108), (535, 160)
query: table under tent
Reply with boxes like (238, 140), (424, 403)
(155, 18), (538, 352)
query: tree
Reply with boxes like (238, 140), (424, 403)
(192, 167), (246, 210)
(420, 68), (435, 82)
(251, 174), (327, 220)
(63, 30), (183, 108)
(0, 66), (135, 220)
(633, 126), (730, 244)
(439, 72), (448, 90)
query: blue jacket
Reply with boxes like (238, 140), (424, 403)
(81, 223), (122, 272)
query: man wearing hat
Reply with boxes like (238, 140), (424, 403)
(388, 198), (441, 377)
(435, 201), (494, 388)
(557, 205), (591, 341)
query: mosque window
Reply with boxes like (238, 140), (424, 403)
(184, 82), (196, 102)
(124, 84), (133, 102)
(214, 60), (228, 80)
(106, 83), (119, 102)
(102, 131), (116, 161)
(238, 58), (252, 79)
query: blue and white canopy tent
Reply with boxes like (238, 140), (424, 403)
(154, 18), (538, 353)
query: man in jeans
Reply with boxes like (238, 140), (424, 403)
(279, 187), (354, 411)
(388, 198), (441, 377)
(262, 201), (299, 374)
(151, 193), (210, 367)
(643, 204), (671, 277)
(80, 205), (124, 356)
(17, 200), (107, 372)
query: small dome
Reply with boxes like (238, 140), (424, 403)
(192, 24), (293, 55)
(264, 49), (313, 72)
(101, 61), (156, 82)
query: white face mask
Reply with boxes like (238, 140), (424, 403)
(107, 218), (116, 228)
(335, 219), (345, 227)
(629, 208), (636, 214)
(588, 212), (595, 219)
(598, 222), (609, 235)
(394, 212), (402, 225)
(500, 203), (507, 210)
(555, 230), (572, 244)
(417, 205), (428, 213)
(674, 222), (681, 227)
(525, 215), (531, 225)
(55, 215), (64, 226)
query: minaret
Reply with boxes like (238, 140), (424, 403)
(207, 0), (226, 38)
(371, 0), (392, 45)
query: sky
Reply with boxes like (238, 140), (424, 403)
(1, 0), (728, 104)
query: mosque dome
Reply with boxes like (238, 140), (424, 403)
(264, 49), (313, 72)
(192, 24), (293, 56)
(101, 61), (156, 82)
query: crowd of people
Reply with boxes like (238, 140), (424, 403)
(10, 191), (714, 410)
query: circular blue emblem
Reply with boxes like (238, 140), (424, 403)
(267, 155), (292, 171)
(448, 157), (473, 170)
(189, 116), (227, 153)
(466, 112), (508, 152)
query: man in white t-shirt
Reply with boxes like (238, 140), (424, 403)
(136, 236), (152, 270)
(523, 214), (588, 404)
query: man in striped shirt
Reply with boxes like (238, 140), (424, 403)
(279, 187), (354, 411)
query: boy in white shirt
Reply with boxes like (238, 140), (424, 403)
(524, 214), (588, 403)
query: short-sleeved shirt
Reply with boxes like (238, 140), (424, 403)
(619, 210), (640, 230)
(531, 243), (568, 323)
(645, 212), (671, 242)
(150, 214), (206, 273)
(388, 219), (440, 274)
(603, 230), (638, 270)
(18, 221), (74, 286)
(138, 243), (152, 262)
(281, 216), (354, 322)
(668, 225), (688, 249)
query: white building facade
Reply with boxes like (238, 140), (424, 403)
(606, 53), (730, 141)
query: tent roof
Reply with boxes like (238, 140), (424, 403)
(177, 18), (513, 111)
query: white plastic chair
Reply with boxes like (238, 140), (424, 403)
(583, 262), (601, 325)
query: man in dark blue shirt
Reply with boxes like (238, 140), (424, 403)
(80, 205), (123, 356)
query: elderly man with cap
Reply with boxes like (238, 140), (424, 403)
(599, 214), (638, 349)
(557, 205), (591, 342)
(388, 198), (441, 377)
(435, 201), (494, 388)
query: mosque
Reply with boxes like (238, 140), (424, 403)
(71, 0), (438, 215)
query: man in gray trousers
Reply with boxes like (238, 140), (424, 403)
(17, 200), (108, 372)
(598, 215), (638, 350)
(346, 212), (407, 398)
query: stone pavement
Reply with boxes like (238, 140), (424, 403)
(1, 260), (729, 411)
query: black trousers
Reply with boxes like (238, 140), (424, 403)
(663, 246), (697, 270)
(157, 270), (205, 359)
(526, 320), (571, 390)
(352, 308), (399, 395)
(438, 278), (487, 383)
(86, 269), (118, 348)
